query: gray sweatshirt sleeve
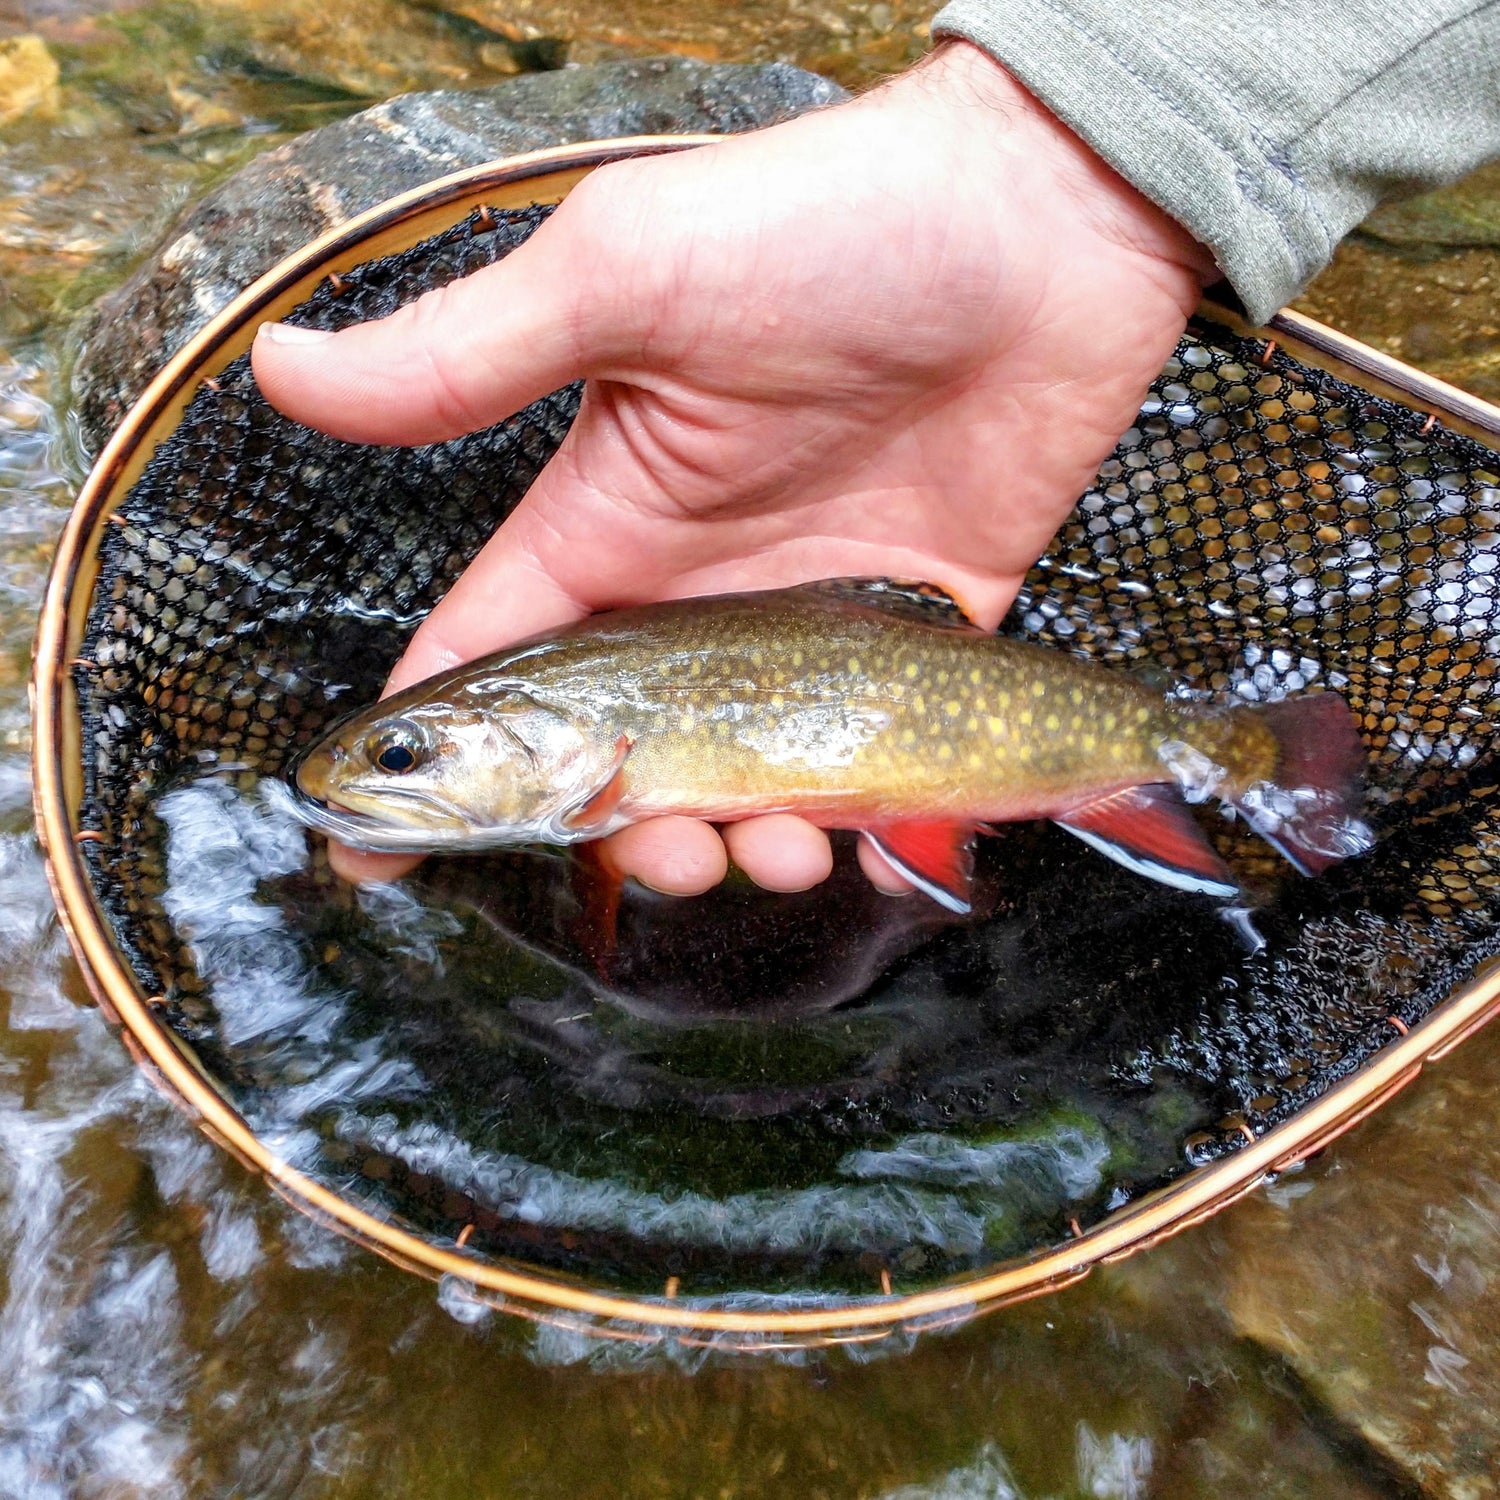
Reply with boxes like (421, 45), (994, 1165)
(931, 0), (1500, 322)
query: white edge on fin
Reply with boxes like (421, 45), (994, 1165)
(1056, 821), (1240, 899)
(862, 833), (973, 915)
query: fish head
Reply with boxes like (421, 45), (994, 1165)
(292, 684), (617, 851)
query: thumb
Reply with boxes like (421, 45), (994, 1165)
(250, 188), (636, 446)
(381, 412), (690, 692)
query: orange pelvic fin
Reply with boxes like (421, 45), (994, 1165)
(861, 821), (978, 914)
(1057, 784), (1239, 897)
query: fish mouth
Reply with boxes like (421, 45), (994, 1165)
(284, 730), (495, 851)
(276, 778), (518, 854)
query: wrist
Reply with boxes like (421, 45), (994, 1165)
(882, 40), (1219, 294)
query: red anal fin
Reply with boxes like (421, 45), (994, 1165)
(1057, 784), (1239, 897)
(561, 734), (632, 837)
(861, 821), (978, 914)
(571, 842), (624, 981)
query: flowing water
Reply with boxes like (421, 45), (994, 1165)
(2, 0), (1500, 1493)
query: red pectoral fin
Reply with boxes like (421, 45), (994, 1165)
(861, 821), (978, 914)
(1056, 784), (1239, 897)
(561, 735), (632, 837)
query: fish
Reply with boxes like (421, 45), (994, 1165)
(290, 578), (1372, 914)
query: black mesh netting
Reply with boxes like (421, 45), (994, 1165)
(66, 202), (1500, 1295)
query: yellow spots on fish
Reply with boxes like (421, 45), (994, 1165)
(689, 658), (703, 678)
(901, 728), (917, 748)
(969, 669), (983, 686)
(1031, 681), (1046, 698)
(968, 751), (984, 770)
(1111, 742), (1129, 759)
(847, 656), (861, 675)
(966, 716), (979, 734)
(1044, 713), (1060, 732)
(1136, 706), (1151, 724)
(996, 690), (1010, 710)
(936, 742), (953, 762)
(904, 662), (920, 680)
(1082, 734), (1098, 752)
(1019, 709), (1033, 728)
(1018, 744), (1034, 762)
(913, 694), (926, 715)
(771, 693), (785, 710)
(987, 716), (1005, 736)
(750, 650), (764, 669)
(943, 699), (961, 717)
(1070, 687), (1084, 707)
(679, 712), (695, 733)
(1103, 713), (1117, 732)
(792, 650), (804, 668)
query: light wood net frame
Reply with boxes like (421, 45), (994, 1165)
(32, 138), (1500, 1351)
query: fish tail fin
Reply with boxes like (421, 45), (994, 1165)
(1229, 692), (1371, 875)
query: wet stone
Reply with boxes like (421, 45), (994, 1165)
(0, 34), (58, 124)
(1217, 1017), (1500, 1497)
(1296, 160), (1500, 407)
(1363, 162), (1500, 250)
(70, 56), (845, 450)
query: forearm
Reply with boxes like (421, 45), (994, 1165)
(933, 0), (1500, 322)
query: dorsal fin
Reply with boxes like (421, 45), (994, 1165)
(799, 577), (983, 630)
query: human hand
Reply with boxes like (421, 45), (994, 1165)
(253, 39), (1213, 896)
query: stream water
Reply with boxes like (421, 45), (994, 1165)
(2, 1), (1500, 1494)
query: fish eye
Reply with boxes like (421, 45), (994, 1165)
(369, 722), (426, 775)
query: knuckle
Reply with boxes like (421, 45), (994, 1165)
(399, 281), (502, 434)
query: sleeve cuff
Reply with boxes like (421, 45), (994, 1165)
(932, 0), (1336, 323)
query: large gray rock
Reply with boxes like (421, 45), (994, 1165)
(72, 58), (845, 451)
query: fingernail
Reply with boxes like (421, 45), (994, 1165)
(256, 322), (334, 346)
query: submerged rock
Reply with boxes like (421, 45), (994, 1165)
(71, 57), (845, 450)
(1218, 1018), (1500, 1497)
(1362, 161), (1500, 249)
(1292, 238), (1500, 406)
(0, 36), (59, 126)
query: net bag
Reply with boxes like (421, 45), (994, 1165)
(33, 141), (1500, 1348)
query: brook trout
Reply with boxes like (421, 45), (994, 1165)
(291, 578), (1370, 911)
